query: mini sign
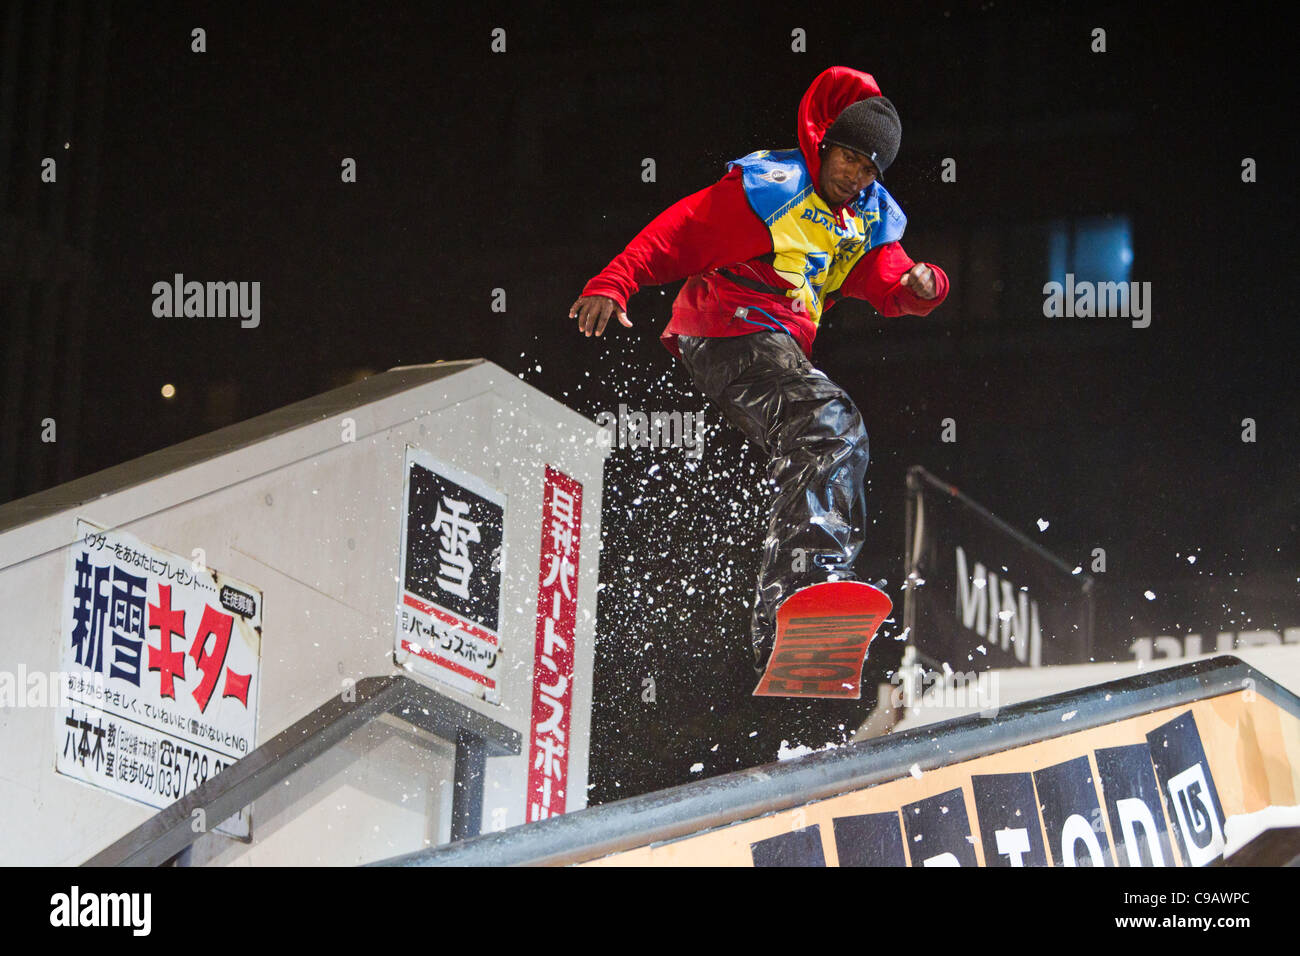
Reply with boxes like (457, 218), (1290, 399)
(395, 447), (506, 703)
(904, 468), (1095, 670)
(57, 520), (263, 838)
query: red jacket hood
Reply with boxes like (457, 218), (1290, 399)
(798, 66), (884, 213)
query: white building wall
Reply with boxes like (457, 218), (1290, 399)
(0, 361), (607, 865)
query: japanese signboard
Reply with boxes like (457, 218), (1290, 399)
(57, 520), (263, 838)
(526, 466), (583, 822)
(395, 447), (506, 702)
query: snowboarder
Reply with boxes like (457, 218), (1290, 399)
(571, 65), (949, 676)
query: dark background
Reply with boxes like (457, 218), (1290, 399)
(3, 0), (1296, 802)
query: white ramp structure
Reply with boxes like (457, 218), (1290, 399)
(0, 360), (607, 865)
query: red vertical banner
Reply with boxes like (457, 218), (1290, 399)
(526, 466), (583, 822)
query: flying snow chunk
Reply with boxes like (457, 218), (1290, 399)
(777, 739), (842, 762)
(1223, 805), (1300, 858)
(1144, 590), (1157, 601)
(1061, 710), (1077, 721)
(908, 763), (923, 780)
(1036, 518), (1050, 531)
(777, 741), (815, 761)
(1188, 555), (1197, 564)
(689, 762), (704, 774)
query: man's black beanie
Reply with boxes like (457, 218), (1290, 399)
(821, 96), (901, 181)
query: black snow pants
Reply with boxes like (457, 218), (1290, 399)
(676, 331), (871, 674)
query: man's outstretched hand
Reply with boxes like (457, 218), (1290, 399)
(899, 263), (938, 299)
(571, 294), (632, 337)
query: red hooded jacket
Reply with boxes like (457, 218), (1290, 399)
(581, 66), (949, 359)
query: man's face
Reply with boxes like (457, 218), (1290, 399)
(819, 144), (879, 206)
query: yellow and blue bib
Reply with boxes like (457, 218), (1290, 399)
(727, 148), (907, 325)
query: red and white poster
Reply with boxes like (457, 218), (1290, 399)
(56, 519), (262, 838)
(526, 466), (582, 822)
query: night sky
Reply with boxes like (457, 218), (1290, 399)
(4, 1), (1296, 802)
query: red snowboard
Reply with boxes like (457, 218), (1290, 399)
(752, 580), (892, 700)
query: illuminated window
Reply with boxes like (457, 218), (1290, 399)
(1047, 215), (1133, 286)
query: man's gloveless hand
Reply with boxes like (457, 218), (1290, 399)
(571, 295), (632, 337)
(898, 263), (937, 299)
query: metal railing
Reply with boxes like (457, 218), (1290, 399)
(83, 675), (520, 867)
(374, 656), (1292, 866)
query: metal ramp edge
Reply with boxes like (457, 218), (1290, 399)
(373, 656), (1298, 866)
